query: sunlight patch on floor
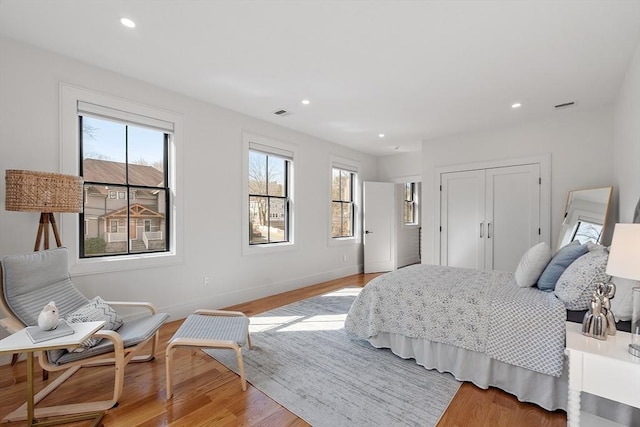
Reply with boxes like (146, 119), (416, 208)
(321, 287), (362, 297)
(249, 316), (303, 332)
(278, 314), (348, 332)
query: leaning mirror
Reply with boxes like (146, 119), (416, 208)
(557, 186), (613, 250)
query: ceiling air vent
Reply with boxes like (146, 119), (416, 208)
(554, 101), (576, 110)
(273, 109), (290, 116)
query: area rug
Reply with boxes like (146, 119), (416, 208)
(204, 287), (461, 427)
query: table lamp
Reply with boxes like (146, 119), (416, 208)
(5, 169), (83, 251)
(606, 223), (640, 356)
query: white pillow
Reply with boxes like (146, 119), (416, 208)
(514, 242), (552, 287)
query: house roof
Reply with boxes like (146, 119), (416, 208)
(101, 203), (163, 219)
(83, 158), (164, 188)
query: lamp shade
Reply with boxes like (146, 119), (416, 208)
(5, 169), (83, 213)
(606, 223), (640, 281)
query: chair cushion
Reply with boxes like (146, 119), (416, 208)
(2, 248), (70, 297)
(2, 248), (88, 326)
(51, 312), (169, 365)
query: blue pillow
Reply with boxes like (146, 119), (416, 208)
(537, 242), (588, 291)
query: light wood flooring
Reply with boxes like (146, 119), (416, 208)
(0, 273), (566, 426)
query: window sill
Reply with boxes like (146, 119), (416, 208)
(328, 236), (359, 247)
(242, 241), (296, 256)
(70, 250), (182, 276)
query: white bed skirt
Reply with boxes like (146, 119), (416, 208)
(368, 332), (639, 426)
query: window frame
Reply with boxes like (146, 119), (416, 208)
(403, 182), (418, 226)
(78, 115), (171, 259)
(59, 83), (184, 275)
(328, 156), (360, 246)
(248, 151), (291, 245)
(331, 167), (356, 239)
(241, 132), (296, 255)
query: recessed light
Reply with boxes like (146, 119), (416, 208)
(121, 18), (136, 28)
(511, 102), (522, 109)
(378, 133), (385, 138)
(301, 99), (310, 105)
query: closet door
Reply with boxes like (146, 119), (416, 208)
(485, 164), (540, 271)
(440, 163), (541, 271)
(440, 170), (485, 269)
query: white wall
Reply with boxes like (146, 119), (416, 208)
(377, 152), (421, 182)
(613, 41), (640, 223)
(0, 40), (377, 331)
(421, 106), (614, 265)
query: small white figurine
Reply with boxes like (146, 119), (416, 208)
(37, 301), (59, 331)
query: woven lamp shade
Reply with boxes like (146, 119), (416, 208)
(5, 169), (83, 213)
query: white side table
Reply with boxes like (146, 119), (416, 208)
(0, 321), (105, 426)
(565, 322), (640, 427)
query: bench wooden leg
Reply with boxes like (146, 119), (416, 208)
(233, 344), (247, 392)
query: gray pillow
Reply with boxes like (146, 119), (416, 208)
(537, 242), (588, 291)
(65, 296), (123, 351)
(554, 249), (610, 310)
(514, 242), (551, 287)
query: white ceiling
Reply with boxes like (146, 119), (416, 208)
(1, 1), (639, 156)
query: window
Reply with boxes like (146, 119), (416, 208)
(79, 108), (170, 258)
(331, 167), (355, 238)
(60, 83), (183, 274)
(403, 182), (417, 225)
(248, 144), (292, 245)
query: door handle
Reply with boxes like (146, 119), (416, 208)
(487, 222), (492, 239)
(480, 222), (484, 238)
(365, 230), (373, 234)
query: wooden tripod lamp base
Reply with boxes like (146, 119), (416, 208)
(34, 212), (63, 251)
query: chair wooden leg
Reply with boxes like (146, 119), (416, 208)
(165, 344), (176, 400)
(234, 344), (247, 392)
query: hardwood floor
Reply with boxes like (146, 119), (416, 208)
(0, 273), (566, 426)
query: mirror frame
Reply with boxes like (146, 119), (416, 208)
(557, 186), (613, 250)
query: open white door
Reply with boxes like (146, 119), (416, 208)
(364, 182), (396, 273)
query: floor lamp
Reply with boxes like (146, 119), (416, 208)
(4, 169), (83, 377)
(5, 169), (83, 251)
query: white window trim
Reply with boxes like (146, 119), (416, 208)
(241, 131), (297, 256)
(328, 155), (361, 247)
(59, 83), (184, 275)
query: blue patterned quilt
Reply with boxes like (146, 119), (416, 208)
(345, 264), (566, 377)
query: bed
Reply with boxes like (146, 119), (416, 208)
(345, 243), (639, 425)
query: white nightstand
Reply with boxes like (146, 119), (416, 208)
(565, 322), (640, 427)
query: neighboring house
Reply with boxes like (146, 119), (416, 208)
(82, 158), (166, 253)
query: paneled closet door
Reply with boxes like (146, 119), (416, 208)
(485, 164), (540, 271)
(440, 170), (485, 269)
(440, 163), (541, 271)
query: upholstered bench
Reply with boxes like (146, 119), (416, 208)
(165, 309), (251, 399)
